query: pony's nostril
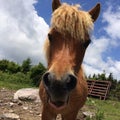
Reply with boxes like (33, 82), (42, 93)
(43, 72), (51, 87)
(66, 74), (77, 91)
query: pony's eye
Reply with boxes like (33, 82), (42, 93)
(83, 39), (91, 48)
(48, 33), (53, 42)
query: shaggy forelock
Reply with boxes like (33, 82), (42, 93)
(51, 3), (94, 41)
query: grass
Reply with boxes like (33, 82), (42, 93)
(0, 81), (33, 90)
(0, 71), (34, 90)
(86, 98), (120, 120)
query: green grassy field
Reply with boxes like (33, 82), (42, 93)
(86, 98), (120, 120)
(0, 72), (34, 90)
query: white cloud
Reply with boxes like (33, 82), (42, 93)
(103, 5), (120, 42)
(84, 37), (109, 69)
(0, 0), (49, 65)
(84, 37), (109, 77)
(84, 3), (120, 80)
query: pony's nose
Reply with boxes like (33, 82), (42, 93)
(42, 72), (53, 87)
(43, 72), (77, 91)
(64, 74), (77, 91)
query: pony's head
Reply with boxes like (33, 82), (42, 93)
(43, 0), (100, 109)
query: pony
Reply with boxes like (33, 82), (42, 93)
(39, 0), (100, 119)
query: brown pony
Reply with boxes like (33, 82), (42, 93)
(39, 0), (100, 120)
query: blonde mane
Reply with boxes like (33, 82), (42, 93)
(51, 3), (94, 41)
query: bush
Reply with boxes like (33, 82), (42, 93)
(0, 71), (33, 89)
(30, 63), (46, 86)
(21, 58), (32, 74)
(0, 60), (21, 73)
(0, 59), (9, 72)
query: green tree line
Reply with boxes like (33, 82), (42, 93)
(0, 58), (46, 88)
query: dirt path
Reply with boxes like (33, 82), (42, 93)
(0, 88), (85, 120)
(0, 88), (42, 120)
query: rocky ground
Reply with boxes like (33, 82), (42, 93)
(0, 88), (92, 120)
(0, 88), (42, 120)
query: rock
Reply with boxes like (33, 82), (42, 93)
(39, 114), (42, 117)
(0, 113), (20, 120)
(36, 112), (40, 115)
(11, 99), (18, 103)
(56, 114), (62, 120)
(14, 88), (41, 102)
(9, 110), (14, 113)
(83, 111), (95, 118)
(17, 101), (23, 106)
(0, 88), (7, 92)
(0, 100), (3, 103)
(23, 106), (28, 110)
(9, 102), (14, 107)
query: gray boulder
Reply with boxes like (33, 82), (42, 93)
(14, 88), (40, 102)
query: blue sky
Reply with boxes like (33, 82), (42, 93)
(0, 0), (120, 80)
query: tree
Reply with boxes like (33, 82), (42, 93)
(88, 74), (91, 79)
(21, 58), (31, 73)
(7, 61), (21, 73)
(107, 73), (114, 81)
(0, 59), (21, 73)
(30, 63), (46, 86)
(100, 70), (106, 80)
(107, 73), (117, 89)
(100, 73), (106, 80)
(0, 59), (9, 72)
(92, 74), (97, 80)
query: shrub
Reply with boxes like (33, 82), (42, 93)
(21, 58), (32, 74)
(0, 59), (21, 73)
(30, 63), (46, 86)
(0, 71), (33, 89)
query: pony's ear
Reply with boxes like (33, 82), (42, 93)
(88, 3), (101, 22)
(52, 0), (61, 12)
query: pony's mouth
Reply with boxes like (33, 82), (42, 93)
(48, 97), (69, 110)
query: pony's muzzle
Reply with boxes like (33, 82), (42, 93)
(42, 72), (77, 109)
(43, 72), (77, 92)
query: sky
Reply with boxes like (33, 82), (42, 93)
(0, 0), (120, 80)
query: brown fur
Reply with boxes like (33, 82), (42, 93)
(39, 1), (100, 120)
